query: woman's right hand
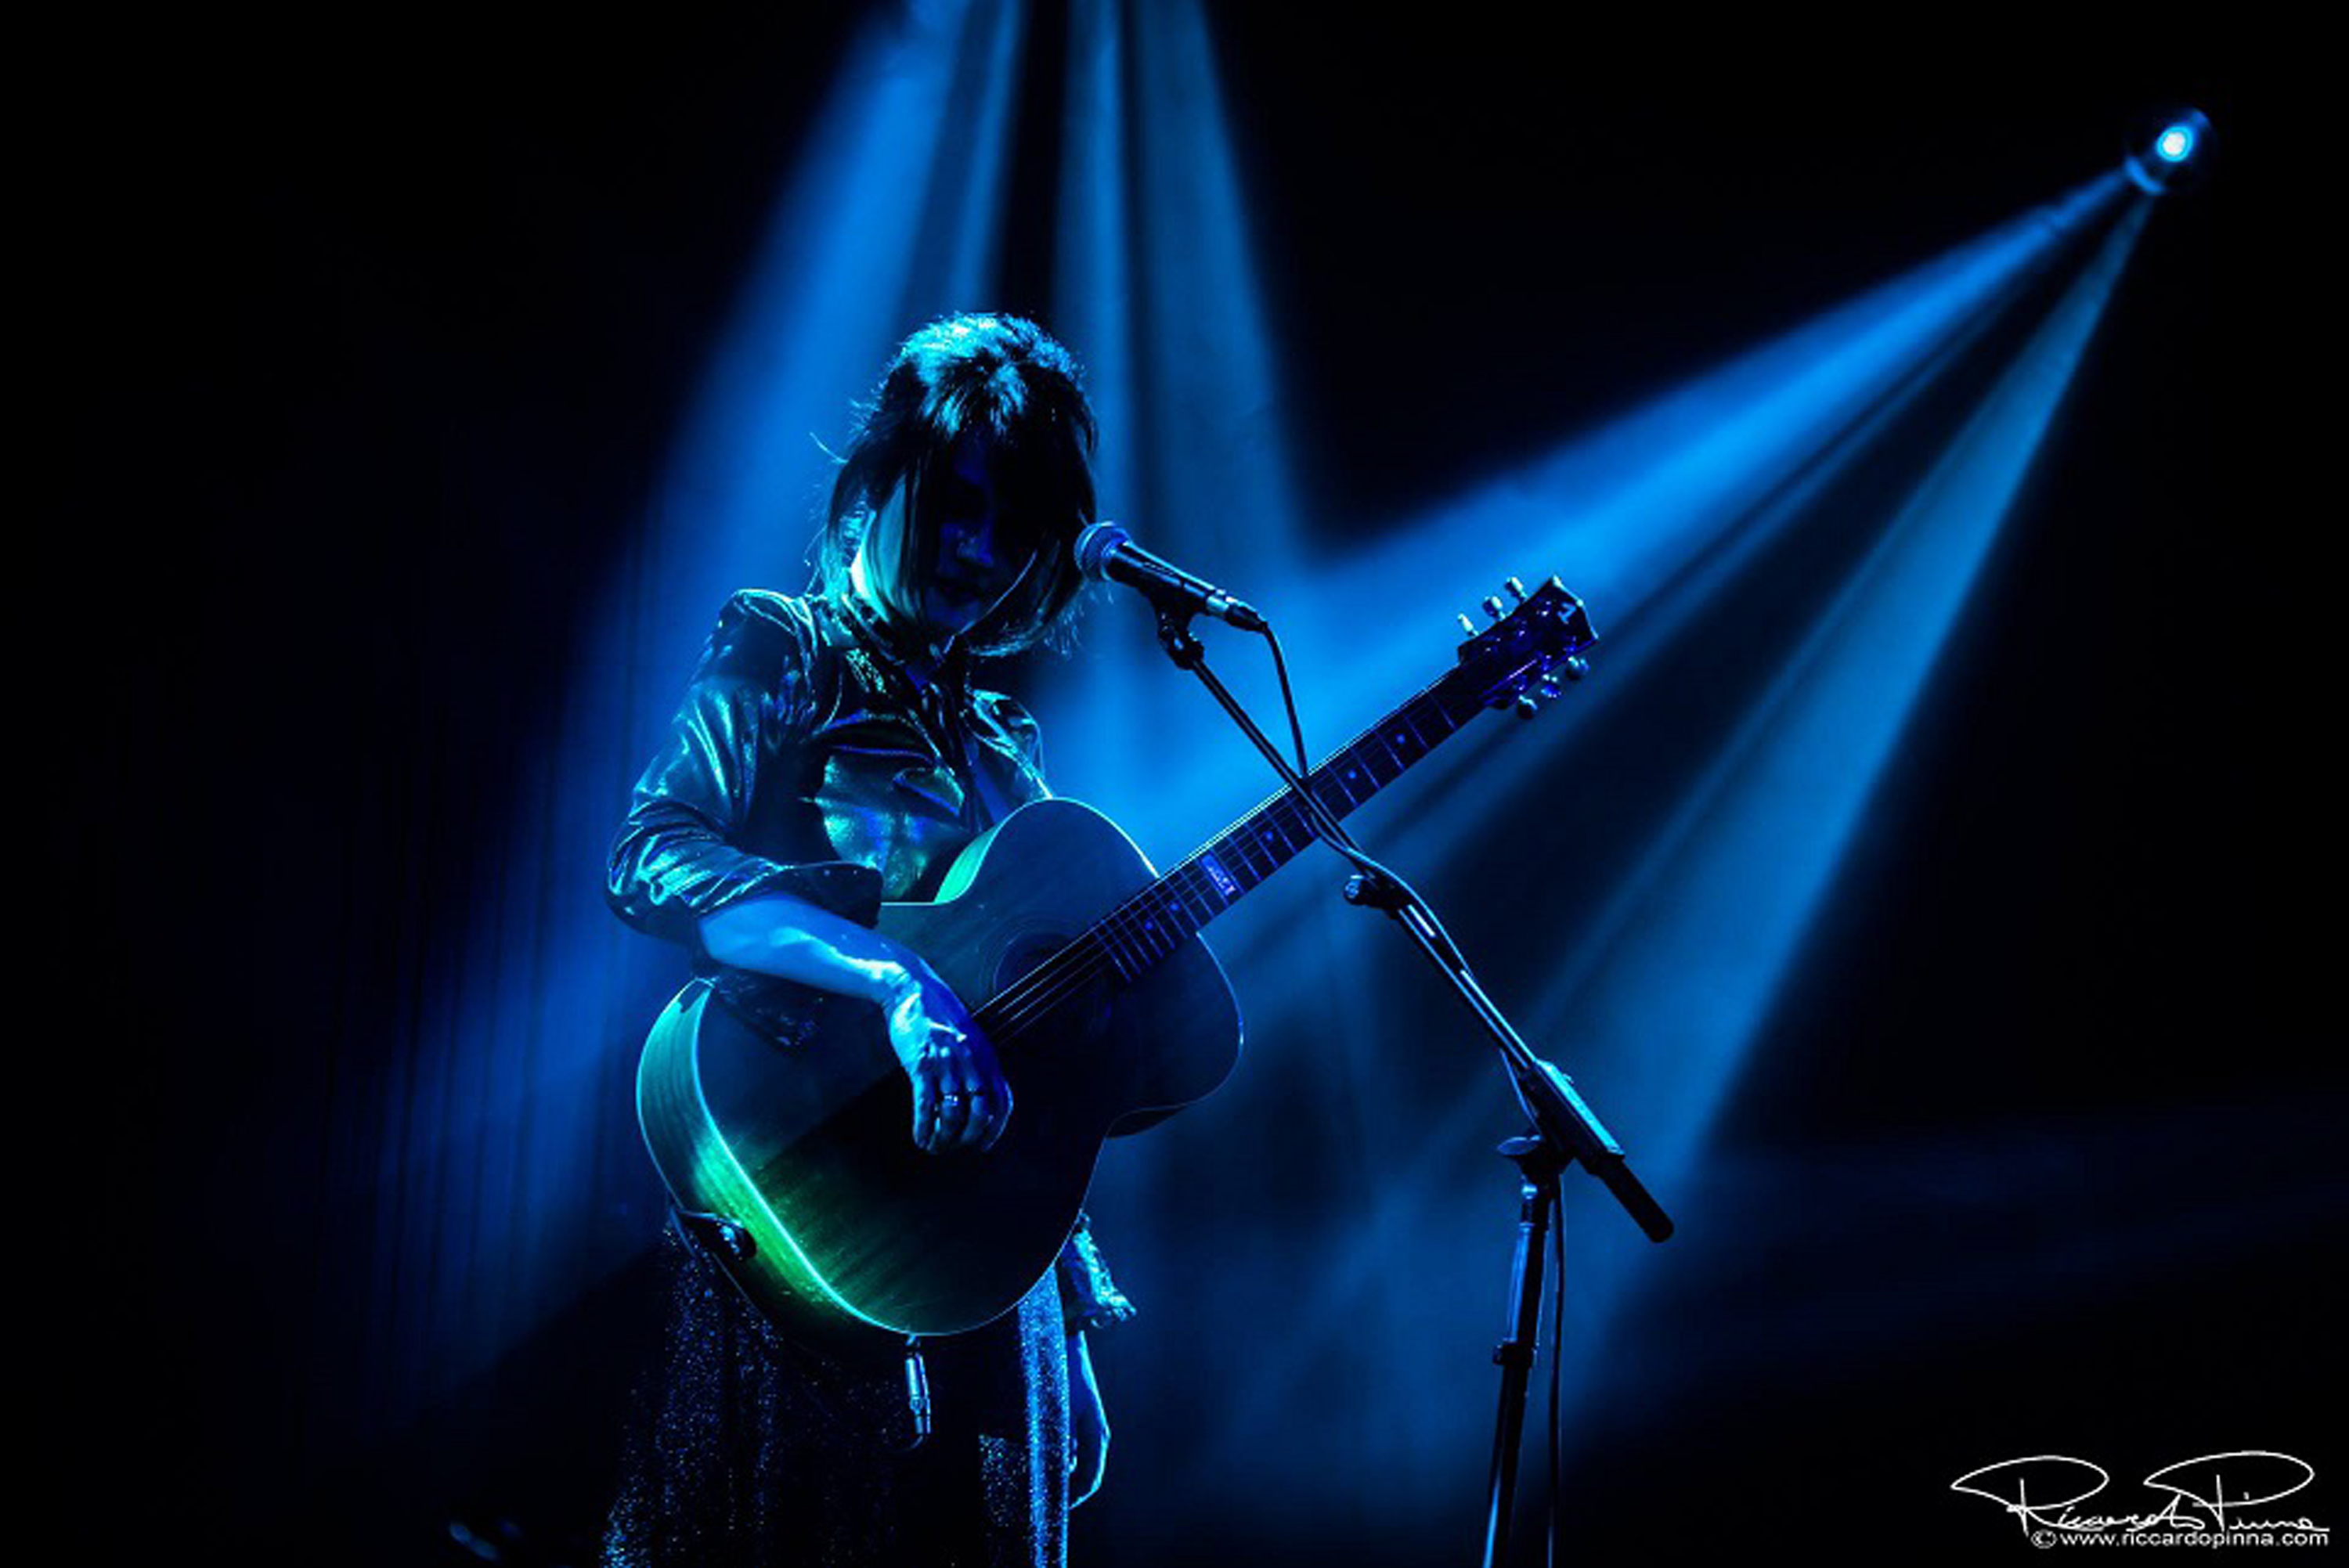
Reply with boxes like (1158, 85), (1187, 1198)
(878, 956), (1013, 1153)
(695, 896), (1014, 1152)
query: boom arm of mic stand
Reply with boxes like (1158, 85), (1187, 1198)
(1149, 607), (1674, 1245)
(1346, 868), (1674, 1243)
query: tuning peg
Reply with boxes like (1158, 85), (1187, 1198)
(1513, 694), (1539, 720)
(1539, 673), (1561, 700)
(1560, 655), (1589, 682)
(1456, 612), (1477, 636)
(1481, 595), (1504, 619)
(1505, 576), (1527, 602)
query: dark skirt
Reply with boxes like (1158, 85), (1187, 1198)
(602, 1220), (1073, 1568)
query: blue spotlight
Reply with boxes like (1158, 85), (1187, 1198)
(2126, 107), (2212, 193)
(338, 0), (1001, 1442)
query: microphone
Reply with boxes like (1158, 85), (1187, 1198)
(1073, 523), (1266, 632)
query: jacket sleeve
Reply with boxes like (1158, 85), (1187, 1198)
(606, 590), (882, 952)
(1056, 1210), (1138, 1334)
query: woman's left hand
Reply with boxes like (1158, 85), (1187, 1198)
(1069, 1330), (1110, 1508)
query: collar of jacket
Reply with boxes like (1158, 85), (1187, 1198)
(829, 589), (973, 705)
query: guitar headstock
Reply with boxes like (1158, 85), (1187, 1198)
(1453, 575), (1597, 717)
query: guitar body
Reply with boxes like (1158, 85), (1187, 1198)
(637, 797), (1242, 1337)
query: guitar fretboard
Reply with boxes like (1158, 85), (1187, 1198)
(1050, 660), (1503, 996)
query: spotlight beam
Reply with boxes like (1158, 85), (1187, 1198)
(1034, 0), (1308, 819)
(1221, 191), (2116, 1017)
(1174, 177), (2131, 1044)
(345, 1), (1009, 1435)
(1526, 196), (2155, 1171)
(1077, 177), (2123, 890)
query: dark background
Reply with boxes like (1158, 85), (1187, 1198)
(59, 7), (2334, 1563)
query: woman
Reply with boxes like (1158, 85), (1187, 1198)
(602, 315), (1134, 1568)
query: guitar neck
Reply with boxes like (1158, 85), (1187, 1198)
(968, 576), (1588, 1043)
(1081, 662), (1492, 982)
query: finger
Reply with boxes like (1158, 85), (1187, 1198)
(908, 1056), (937, 1150)
(979, 1080), (1014, 1151)
(915, 1037), (961, 1152)
(953, 1030), (1005, 1149)
(935, 1057), (978, 1149)
(958, 1094), (990, 1149)
(969, 1043), (1012, 1149)
(951, 1077), (988, 1151)
(965, 1085), (1005, 1152)
(947, 1029), (993, 1148)
(964, 1059), (1007, 1152)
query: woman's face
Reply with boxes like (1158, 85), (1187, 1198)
(906, 431), (1037, 647)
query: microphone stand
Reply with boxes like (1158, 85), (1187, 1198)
(1148, 603), (1674, 1568)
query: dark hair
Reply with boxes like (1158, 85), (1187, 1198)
(810, 313), (1099, 657)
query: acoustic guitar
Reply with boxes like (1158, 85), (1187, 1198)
(637, 576), (1596, 1336)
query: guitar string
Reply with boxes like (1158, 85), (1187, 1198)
(974, 813), (1301, 1043)
(980, 870), (1248, 1041)
(971, 683), (1451, 1040)
(976, 694), (1456, 1043)
(969, 619), (1574, 1042)
(972, 671), (1507, 1040)
(973, 750), (1358, 1041)
(983, 840), (1264, 1040)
